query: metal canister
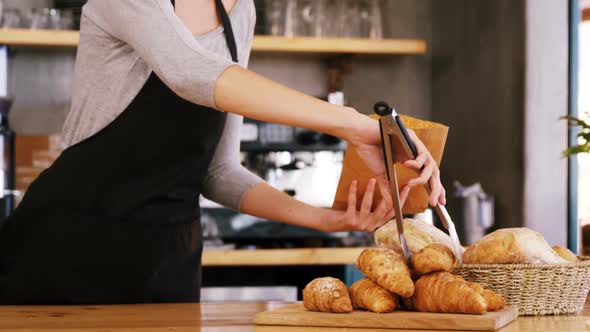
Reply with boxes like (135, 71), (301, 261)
(453, 181), (494, 245)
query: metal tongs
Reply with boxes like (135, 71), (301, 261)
(373, 101), (463, 265)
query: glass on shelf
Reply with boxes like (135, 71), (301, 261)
(360, 0), (383, 39)
(284, 0), (313, 37)
(9, 8), (76, 30)
(260, 0), (384, 39)
(28, 8), (51, 30)
(340, 0), (363, 38)
(264, 0), (286, 36)
(1, 9), (24, 29)
(59, 9), (74, 30)
(311, 0), (340, 38)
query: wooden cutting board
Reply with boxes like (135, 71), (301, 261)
(254, 303), (518, 331)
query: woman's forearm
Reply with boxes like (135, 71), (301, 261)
(240, 180), (397, 233)
(239, 182), (334, 232)
(214, 66), (373, 143)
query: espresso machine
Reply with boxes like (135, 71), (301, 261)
(199, 121), (349, 249)
(241, 123), (345, 206)
(199, 91), (365, 249)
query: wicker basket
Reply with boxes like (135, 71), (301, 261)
(453, 257), (590, 316)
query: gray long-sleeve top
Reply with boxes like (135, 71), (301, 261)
(60, 0), (264, 210)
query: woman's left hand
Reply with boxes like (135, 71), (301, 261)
(349, 115), (446, 207)
(322, 178), (411, 233)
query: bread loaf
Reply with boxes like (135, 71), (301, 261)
(463, 228), (569, 264)
(552, 245), (579, 262)
(374, 218), (461, 257)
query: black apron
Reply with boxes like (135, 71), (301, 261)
(0, 0), (238, 304)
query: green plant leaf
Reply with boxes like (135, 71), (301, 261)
(564, 145), (590, 157)
(560, 115), (590, 129)
(561, 114), (590, 156)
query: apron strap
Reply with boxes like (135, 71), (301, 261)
(214, 0), (239, 63)
(170, 0), (239, 63)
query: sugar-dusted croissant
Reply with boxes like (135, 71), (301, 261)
(303, 277), (353, 313)
(465, 281), (505, 311)
(349, 277), (399, 313)
(411, 243), (458, 276)
(552, 245), (579, 263)
(356, 248), (414, 298)
(412, 272), (487, 315)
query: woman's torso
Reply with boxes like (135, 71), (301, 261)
(0, 0), (255, 304)
(61, 0), (255, 148)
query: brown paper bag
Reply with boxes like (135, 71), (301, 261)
(332, 115), (449, 214)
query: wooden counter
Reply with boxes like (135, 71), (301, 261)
(202, 247), (367, 266)
(1, 300), (589, 331)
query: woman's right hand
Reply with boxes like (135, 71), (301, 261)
(346, 111), (446, 207)
(322, 178), (411, 233)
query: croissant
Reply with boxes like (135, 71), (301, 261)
(303, 277), (353, 313)
(482, 289), (505, 311)
(465, 281), (505, 311)
(349, 278), (399, 313)
(411, 243), (458, 276)
(412, 272), (487, 314)
(552, 245), (579, 263)
(356, 248), (414, 298)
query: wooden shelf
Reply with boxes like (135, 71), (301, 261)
(202, 247), (366, 266)
(0, 29), (427, 55)
(252, 36), (427, 55)
(0, 29), (79, 47)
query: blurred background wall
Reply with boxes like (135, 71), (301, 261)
(3, 0), (572, 245)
